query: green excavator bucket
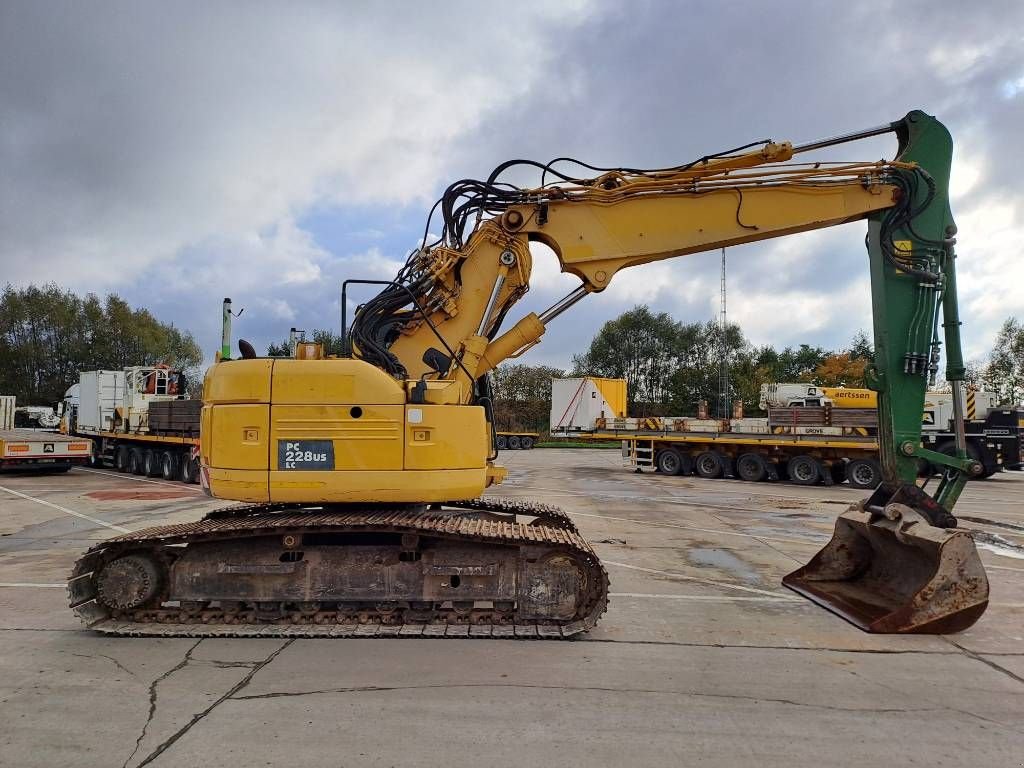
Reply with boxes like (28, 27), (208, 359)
(783, 492), (989, 634)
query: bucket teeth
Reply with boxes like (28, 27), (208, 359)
(783, 505), (989, 634)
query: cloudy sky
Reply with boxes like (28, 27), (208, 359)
(2, 1), (1023, 371)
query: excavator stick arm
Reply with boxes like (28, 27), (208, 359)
(783, 112), (988, 632)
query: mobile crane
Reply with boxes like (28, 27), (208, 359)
(69, 110), (989, 637)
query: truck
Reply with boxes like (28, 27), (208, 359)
(920, 389), (1023, 474)
(763, 383), (1022, 476)
(1, 395), (92, 472)
(759, 383), (878, 409)
(61, 366), (201, 483)
(551, 377), (1023, 488)
(13, 405), (61, 429)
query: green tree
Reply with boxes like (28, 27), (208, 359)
(0, 284), (203, 405)
(668, 319), (749, 416)
(982, 317), (1024, 404)
(849, 329), (873, 361)
(570, 305), (680, 411)
(489, 363), (566, 432)
(755, 343), (830, 382)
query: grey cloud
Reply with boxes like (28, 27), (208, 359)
(2, 0), (1022, 370)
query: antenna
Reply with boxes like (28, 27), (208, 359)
(718, 249), (731, 419)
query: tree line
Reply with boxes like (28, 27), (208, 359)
(260, 309), (1024, 432)
(0, 284), (203, 405)
(491, 305), (1024, 433)
(981, 317), (1024, 404)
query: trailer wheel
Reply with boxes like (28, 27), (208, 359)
(496, 435), (508, 450)
(508, 435), (522, 450)
(143, 449), (161, 477)
(787, 455), (820, 485)
(520, 436), (534, 450)
(846, 458), (881, 490)
(160, 451), (178, 481)
(114, 445), (130, 472)
(656, 448), (689, 476)
(736, 453), (767, 482)
(127, 448), (145, 475)
(694, 451), (725, 479)
(181, 455), (200, 484)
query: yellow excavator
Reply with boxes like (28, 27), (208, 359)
(69, 110), (989, 637)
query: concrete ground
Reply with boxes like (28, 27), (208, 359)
(1, 450), (1021, 767)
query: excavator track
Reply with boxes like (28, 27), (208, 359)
(68, 499), (607, 639)
(204, 496), (580, 533)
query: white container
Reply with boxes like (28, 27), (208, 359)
(550, 377), (626, 431)
(77, 370), (125, 433)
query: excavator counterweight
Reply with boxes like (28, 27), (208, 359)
(69, 110), (988, 637)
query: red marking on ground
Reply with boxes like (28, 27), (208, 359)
(86, 490), (192, 501)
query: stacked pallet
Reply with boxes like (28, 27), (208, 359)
(147, 399), (202, 436)
(768, 406), (877, 436)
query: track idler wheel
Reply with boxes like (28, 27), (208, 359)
(783, 494), (989, 633)
(95, 554), (164, 611)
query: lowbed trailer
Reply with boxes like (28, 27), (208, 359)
(571, 428), (884, 489)
(551, 376), (1023, 486)
(62, 368), (202, 484)
(77, 429), (200, 483)
(0, 430), (92, 472)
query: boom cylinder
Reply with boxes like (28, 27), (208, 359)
(791, 123), (895, 155)
(538, 286), (589, 324)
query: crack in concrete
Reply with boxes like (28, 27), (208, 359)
(131, 639), (292, 768)
(843, 666), (1020, 733)
(122, 639), (202, 768)
(578, 637), (1024, 656)
(230, 681), (944, 714)
(71, 651), (137, 679)
(944, 638), (1024, 687)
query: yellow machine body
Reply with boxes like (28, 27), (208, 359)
(201, 358), (496, 503)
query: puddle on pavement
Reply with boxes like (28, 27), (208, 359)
(687, 547), (762, 584)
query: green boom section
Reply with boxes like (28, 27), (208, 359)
(866, 110), (970, 510)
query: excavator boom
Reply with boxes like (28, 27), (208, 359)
(68, 110), (988, 637)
